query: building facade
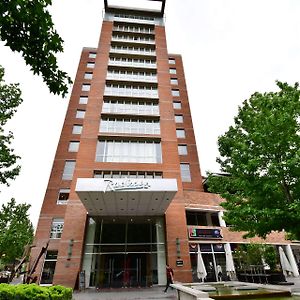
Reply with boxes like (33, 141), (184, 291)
(31, 0), (300, 288)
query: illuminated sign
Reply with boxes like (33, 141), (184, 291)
(189, 228), (222, 239)
(104, 179), (151, 192)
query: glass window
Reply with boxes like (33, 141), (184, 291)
(186, 211), (208, 226)
(87, 62), (95, 68)
(172, 90), (180, 97)
(169, 58), (176, 64)
(211, 213), (220, 226)
(175, 115), (183, 123)
(82, 84), (90, 92)
(176, 129), (185, 138)
(89, 52), (96, 58)
(62, 160), (76, 180)
(40, 250), (58, 284)
(95, 140), (162, 163)
(169, 68), (176, 74)
(178, 145), (188, 155)
(57, 189), (70, 205)
(76, 110), (85, 119)
(79, 96), (88, 104)
(84, 72), (93, 80)
(50, 219), (64, 239)
(180, 163), (191, 182)
(68, 141), (79, 152)
(173, 101), (182, 109)
(171, 78), (178, 85)
(72, 125), (82, 134)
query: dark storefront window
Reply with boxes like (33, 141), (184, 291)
(40, 251), (58, 284)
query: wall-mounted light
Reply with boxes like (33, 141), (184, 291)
(67, 239), (74, 260)
(176, 238), (181, 258)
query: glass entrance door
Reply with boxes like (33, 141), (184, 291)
(94, 253), (147, 288)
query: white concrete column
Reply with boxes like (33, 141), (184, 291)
(224, 243), (236, 280)
(156, 217), (167, 285)
(218, 211), (226, 227)
(82, 218), (97, 287)
(285, 244), (299, 277)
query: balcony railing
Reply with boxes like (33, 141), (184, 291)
(113, 26), (154, 35)
(110, 47), (156, 56)
(106, 72), (157, 83)
(104, 87), (158, 98)
(113, 16), (155, 25)
(108, 59), (157, 69)
(111, 35), (155, 45)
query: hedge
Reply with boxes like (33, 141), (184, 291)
(0, 284), (72, 300)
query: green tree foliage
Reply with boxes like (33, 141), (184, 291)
(0, 66), (22, 186)
(0, 199), (34, 265)
(208, 81), (300, 239)
(0, 0), (72, 97)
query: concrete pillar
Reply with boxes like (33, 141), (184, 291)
(218, 211), (226, 227)
(285, 244), (299, 277)
(81, 218), (96, 287)
(156, 217), (167, 285)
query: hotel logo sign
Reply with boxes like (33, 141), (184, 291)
(104, 179), (151, 192)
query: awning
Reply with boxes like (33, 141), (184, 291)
(75, 178), (178, 216)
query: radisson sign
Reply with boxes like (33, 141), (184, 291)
(104, 179), (151, 192)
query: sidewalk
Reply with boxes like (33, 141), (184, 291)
(73, 286), (177, 300)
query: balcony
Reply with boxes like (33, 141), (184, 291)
(104, 87), (159, 99)
(110, 46), (156, 57)
(111, 35), (155, 45)
(113, 26), (154, 35)
(108, 59), (157, 69)
(113, 16), (155, 25)
(106, 72), (157, 83)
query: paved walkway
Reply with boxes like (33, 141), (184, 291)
(73, 277), (300, 300)
(73, 286), (177, 300)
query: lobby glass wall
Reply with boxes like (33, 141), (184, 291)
(82, 216), (166, 288)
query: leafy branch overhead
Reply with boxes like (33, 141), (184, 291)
(0, 66), (22, 186)
(207, 81), (300, 239)
(0, 0), (72, 97)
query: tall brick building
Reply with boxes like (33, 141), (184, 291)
(32, 0), (300, 288)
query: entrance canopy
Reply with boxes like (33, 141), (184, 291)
(76, 178), (177, 216)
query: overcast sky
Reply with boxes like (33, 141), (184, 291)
(1, 0), (300, 228)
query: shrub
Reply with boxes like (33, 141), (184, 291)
(0, 284), (72, 300)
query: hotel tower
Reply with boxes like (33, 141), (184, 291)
(32, 0), (300, 288)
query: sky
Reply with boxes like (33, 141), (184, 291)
(1, 0), (300, 228)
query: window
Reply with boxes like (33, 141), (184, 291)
(94, 170), (162, 179)
(173, 101), (182, 109)
(100, 118), (160, 135)
(176, 129), (185, 138)
(87, 62), (95, 68)
(82, 84), (90, 91)
(62, 161), (76, 180)
(169, 58), (176, 64)
(79, 96), (88, 104)
(169, 68), (176, 74)
(178, 145), (188, 155)
(68, 141), (79, 152)
(96, 140), (162, 163)
(40, 250), (58, 284)
(57, 189), (70, 205)
(170, 79), (178, 85)
(50, 219), (64, 239)
(172, 90), (180, 97)
(89, 52), (96, 58)
(180, 164), (191, 182)
(186, 211), (207, 226)
(76, 110), (85, 119)
(84, 72), (93, 80)
(72, 125), (82, 134)
(175, 115), (183, 123)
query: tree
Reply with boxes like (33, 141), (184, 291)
(0, 198), (34, 265)
(0, 0), (72, 97)
(208, 81), (300, 239)
(0, 65), (22, 186)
